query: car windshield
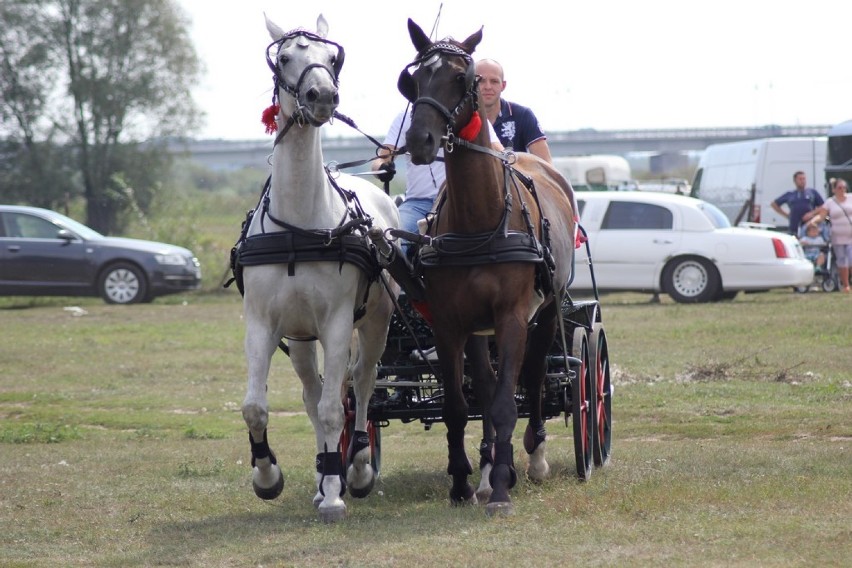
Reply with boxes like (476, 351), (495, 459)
(697, 202), (731, 229)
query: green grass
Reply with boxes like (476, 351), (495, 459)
(1, 282), (851, 566)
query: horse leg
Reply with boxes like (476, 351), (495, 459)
(436, 335), (476, 505)
(312, 321), (356, 523)
(346, 302), (393, 498)
(486, 316), (528, 516)
(521, 300), (558, 482)
(242, 320), (285, 500)
(288, 340), (325, 505)
(464, 336), (497, 502)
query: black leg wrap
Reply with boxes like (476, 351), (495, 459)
(348, 430), (371, 463)
(489, 441), (517, 489)
(249, 429), (277, 467)
(523, 422), (547, 455)
(478, 439), (494, 470)
(316, 451), (346, 498)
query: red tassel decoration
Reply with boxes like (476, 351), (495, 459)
(458, 112), (482, 141)
(574, 215), (586, 249)
(261, 104), (280, 134)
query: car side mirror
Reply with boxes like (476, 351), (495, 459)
(57, 229), (75, 242)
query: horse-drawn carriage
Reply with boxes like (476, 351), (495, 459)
(230, 14), (612, 521)
(346, 285), (612, 482)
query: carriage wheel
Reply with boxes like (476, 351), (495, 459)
(571, 330), (594, 481)
(590, 322), (612, 467)
(340, 393), (381, 474)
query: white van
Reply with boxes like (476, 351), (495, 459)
(551, 154), (634, 191)
(689, 137), (826, 230)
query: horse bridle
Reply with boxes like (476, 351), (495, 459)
(397, 42), (480, 151)
(265, 30), (345, 133)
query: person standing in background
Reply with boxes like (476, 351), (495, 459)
(770, 171), (824, 236)
(809, 178), (852, 292)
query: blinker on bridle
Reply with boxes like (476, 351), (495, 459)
(398, 41), (481, 150)
(265, 30), (346, 132)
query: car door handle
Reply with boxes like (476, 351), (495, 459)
(653, 239), (673, 245)
(6, 245), (21, 252)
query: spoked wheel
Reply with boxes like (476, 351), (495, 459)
(571, 330), (595, 481)
(340, 393), (382, 474)
(589, 322), (612, 467)
(821, 272), (838, 293)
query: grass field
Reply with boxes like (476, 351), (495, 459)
(1, 287), (849, 567)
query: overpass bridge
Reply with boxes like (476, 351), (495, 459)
(177, 124), (831, 172)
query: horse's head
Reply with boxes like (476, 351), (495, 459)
(398, 19), (483, 165)
(265, 14), (344, 126)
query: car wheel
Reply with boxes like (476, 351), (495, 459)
(662, 256), (720, 303)
(99, 262), (149, 304)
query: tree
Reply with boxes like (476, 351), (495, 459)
(0, 1), (78, 208)
(0, 0), (202, 233)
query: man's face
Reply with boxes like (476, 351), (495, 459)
(476, 62), (505, 107)
(795, 174), (806, 189)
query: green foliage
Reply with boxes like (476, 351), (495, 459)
(0, 422), (80, 444)
(0, 0), (202, 234)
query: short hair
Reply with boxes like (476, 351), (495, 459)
(475, 58), (504, 81)
(793, 171), (805, 180)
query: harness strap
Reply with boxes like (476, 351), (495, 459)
(419, 231), (544, 267)
(238, 232), (379, 278)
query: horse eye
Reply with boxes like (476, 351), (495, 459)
(330, 56), (337, 67)
(278, 55), (289, 66)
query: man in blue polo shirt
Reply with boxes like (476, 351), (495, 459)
(475, 59), (553, 163)
(771, 171), (824, 235)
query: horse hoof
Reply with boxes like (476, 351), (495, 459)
(449, 484), (478, 506)
(318, 504), (347, 524)
(476, 463), (493, 502)
(348, 470), (376, 499)
(485, 501), (514, 517)
(526, 454), (551, 482)
(475, 486), (492, 503)
(252, 466), (284, 500)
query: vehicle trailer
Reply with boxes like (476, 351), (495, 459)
(826, 120), (852, 188)
(690, 137), (827, 230)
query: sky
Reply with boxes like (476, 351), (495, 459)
(178, 0), (851, 141)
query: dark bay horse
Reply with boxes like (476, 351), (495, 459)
(398, 20), (577, 515)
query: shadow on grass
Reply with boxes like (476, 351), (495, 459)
(138, 461), (585, 564)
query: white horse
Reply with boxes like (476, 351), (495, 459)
(240, 14), (399, 523)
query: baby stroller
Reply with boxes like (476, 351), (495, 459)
(795, 221), (839, 293)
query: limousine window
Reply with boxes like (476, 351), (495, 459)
(601, 202), (673, 230)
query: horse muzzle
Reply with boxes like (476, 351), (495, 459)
(405, 127), (440, 165)
(299, 86), (340, 126)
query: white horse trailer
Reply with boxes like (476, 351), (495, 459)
(551, 155), (633, 191)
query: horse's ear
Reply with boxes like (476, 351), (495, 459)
(460, 26), (483, 54)
(265, 13), (284, 41)
(316, 14), (329, 38)
(408, 19), (432, 53)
